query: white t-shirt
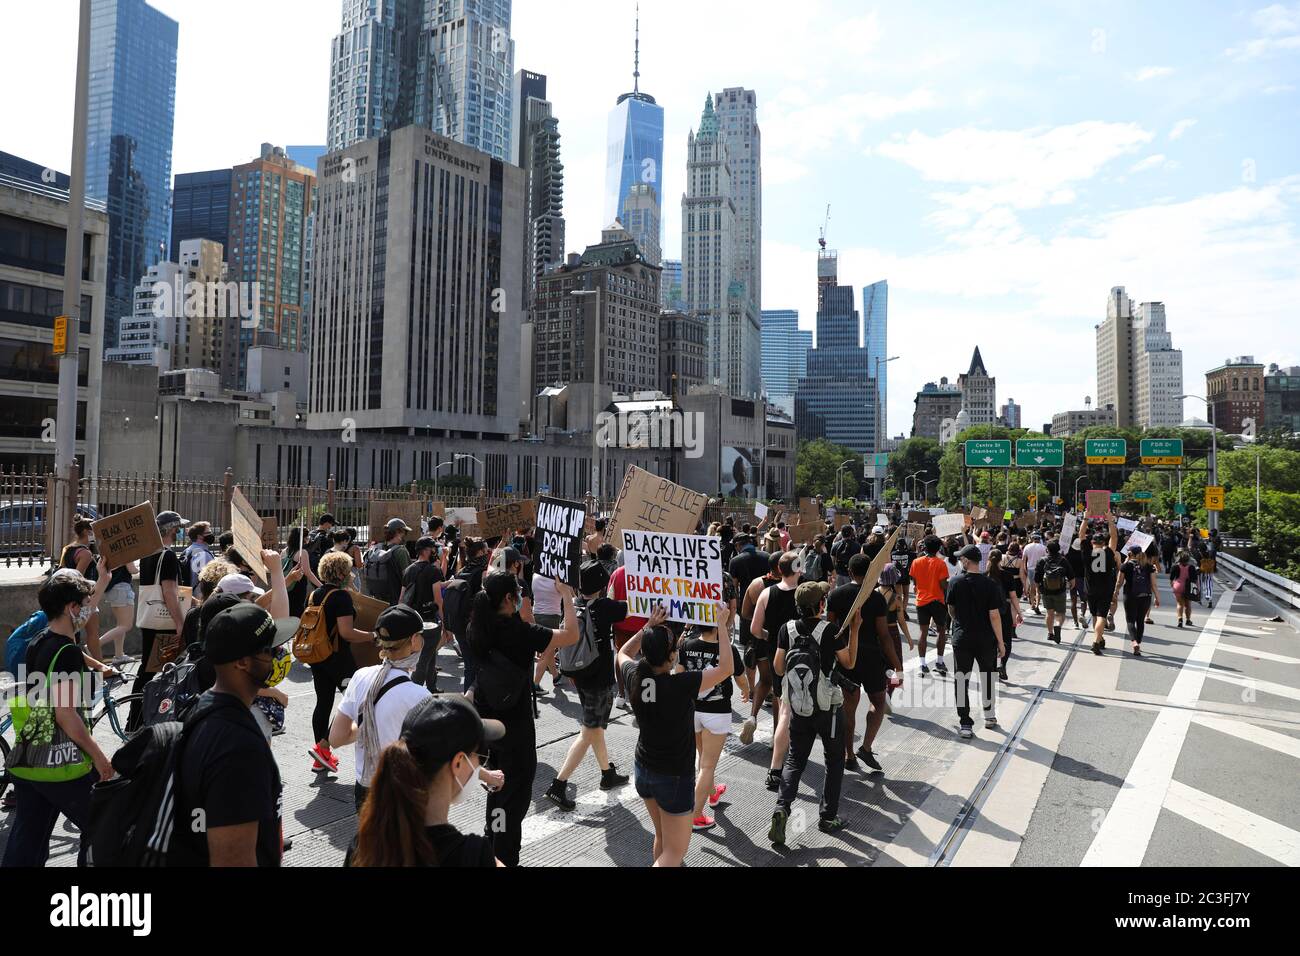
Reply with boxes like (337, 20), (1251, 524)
(1023, 542), (1048, 575)
(978, 542), (993, 573)
(532, 573), (562, 616)
(338, 664), (432, 784)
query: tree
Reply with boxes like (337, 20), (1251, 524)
(886, 437), (942, 501)
(796, 439), (864, 500)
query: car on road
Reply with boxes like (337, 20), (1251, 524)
(0, 500), (102, 558)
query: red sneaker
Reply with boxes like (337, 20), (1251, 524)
(692, 814), (716, 831)
(309, 743), (339, 773)
(709, 784), (727, 806)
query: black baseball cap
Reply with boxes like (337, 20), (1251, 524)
(958, 545), (983, 564)
(579, 559), (610, 595)
(375, 604), (426, 643)
(204, 603), (298, 665)
(401, 694), (505, 768)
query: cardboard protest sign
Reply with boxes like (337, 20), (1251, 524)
(837, 528), (900, 638)
(834, 514), (853, 531)
(932, 513), (966, 538)
(970, 506), (987, 522)
(908, 510), (930, 525)
(231, 488), (269, 585)
(1059, 512), (1078, 547)
(799, 498), (820, 523)
(91, 502), (164, 571)
(368, 500), (423, 542)
(261, 517), (279, 550)
(609, 466), (708, 539)
(1014, 512), (1036, 530)
(620, 530), (724, 626)
(429, 501), (446, 519)
(535, 496), (586, 589)
(906, 522), (926, 544)
(346, 589), (390, 668)
(787, 518), (821, 545)
(477, 499), (537, 542)
(1085, 490), (1112, 518)
(754, 501), (769, 521)
(1124, 530), (1154, 554)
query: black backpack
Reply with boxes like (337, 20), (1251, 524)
(440, 571), (477, 638)
(1041, 558), (1069, 594)
(141, 644), (210, 727)
(306, 532), (332, 576)
(84, 699), (228, 867)
(400, 560), (438, 620)
(363, 543), (403, 603)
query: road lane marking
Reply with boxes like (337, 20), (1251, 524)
(1202, 670), (1300, 703)
(1163, 780), (1300, 865)
(1214, 643), (1300, 666)
(1081, 590), (1235, 866)
(1191, 714), (1300, 760)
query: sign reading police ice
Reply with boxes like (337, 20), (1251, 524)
(620, 530), (724, 626)
(535, 496), (586, 589)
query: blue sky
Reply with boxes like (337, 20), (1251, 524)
(5, 0), (1298, 434)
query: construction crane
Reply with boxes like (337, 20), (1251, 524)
(818, 204), (831, 250)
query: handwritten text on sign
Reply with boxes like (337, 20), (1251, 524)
(535, 496), (586, 589)
(621, 531), (723, 626)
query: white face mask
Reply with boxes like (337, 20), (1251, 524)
(72, 601), (93, 628)
(451, 755), (478, 806)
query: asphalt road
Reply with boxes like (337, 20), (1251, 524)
(5, 566), (1297, 867)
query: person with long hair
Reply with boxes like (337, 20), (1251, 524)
(306, 551), (374, 773)
(1170, 549), (1198, 627)
(348, 694), (505, 867)
(466, 570), (578, 867)
(617, 605), (733, 866)
(57, 518), (103, 661)
(986, 549), (1022, 680)
(282, 525), (320, 618)
(679, 599), (745, 832)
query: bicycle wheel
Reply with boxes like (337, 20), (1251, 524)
(91, 691), (143, 742)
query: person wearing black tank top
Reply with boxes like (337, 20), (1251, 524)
(747, 552), (802, 792)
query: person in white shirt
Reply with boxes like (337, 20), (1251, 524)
(531, 565), (564, 692)
(1022, 533), (1048, 613)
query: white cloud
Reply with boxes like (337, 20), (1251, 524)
(1136, 66), (1175, 81)
(1130, 154), (1171, 174)
(1226, 3), (1300, 59)
(1264, 83), (1297, 93)
(1254, 2), (1300, 34)
(1169, 118), (1198, 140)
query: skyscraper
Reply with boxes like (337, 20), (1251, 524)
(227, 145), (315, 386)
(761, 309), (811, 417)
(510, 69), (565, 311)
(620, 184), (661, 267)
(862, 279), (888, 439)
(308, 127), (524, 438)
(326, 0), (515, 162)
(1096, 286), (1135, 427)
(1132, 301), (1183, 427)
(170, 169), (231, 261)
(713, 88), (761, 317)
(958, 347), (997, 425)
(86, 0), (178, 348)
(794, 250), (875, 452)
(660, 258), (683, 311)
(604, 7), (664, 267)
(683, 95), (761, 398)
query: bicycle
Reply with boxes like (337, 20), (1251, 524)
(90, 666), (143, 743)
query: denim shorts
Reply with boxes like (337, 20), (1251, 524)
(634, 760), (695, 816)
(578, 682), (615, 729)
(104, 582), (135, 608)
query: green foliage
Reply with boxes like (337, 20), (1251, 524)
(796, 439), (864, 499)
(414, 474), (476, 494)
(886, 437), (943, 497)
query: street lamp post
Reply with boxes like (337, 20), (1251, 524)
(455, 454), (484, 494)
(433, 460), (457, 503)
(572, 286), (603, 499)
(1074, 474), (1087, 511)
(1180, 394), (1219, 532)
(906, 470), (925, 504)
(835, 458), (855, 500)
(921, 478), (938, 503)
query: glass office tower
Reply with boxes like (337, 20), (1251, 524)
(86, 0), (179, 349)
(863, 279), (888, 440)
(170, 169), (231, 261)
(604, 93), (664, 264)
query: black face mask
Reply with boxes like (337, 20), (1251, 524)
(205, 534), (216, 545)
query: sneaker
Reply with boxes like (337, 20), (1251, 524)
(692, 814), (716, 831)
(958, 725), (975, 739)
(308, 743), (339, 773)
(599, 764), (629, 791)
(818, 816), (848, 834)
(934, 660), (948, 676)
(984, 717), (998, 729)
(998, 667), (1009, 682)
(1, 791), (16, 813)
(765, 770), (782, 792)
(709, 784), (727, 806)
(920, 663), (931, 676)
(1106, 615), (1116, 631)
(545, 778), (576, 811)
(1132, 643), (1142, 657)
(1177, 619), (1184, 628)
(768, 808), (788, 845)
(739, 717), (757, 745)
(532, 683), (546, 697)
(282, 837), (293, 853)
(843, 755), (860, 772)
(1092, 640), (1104, 656)
(1051, 627), (1062, 643)
(860, 749), (883, 772)
(615, 695), (632, 712)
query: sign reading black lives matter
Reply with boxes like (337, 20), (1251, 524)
(534, 496), (586, 589)
(621, 530), (724, 626)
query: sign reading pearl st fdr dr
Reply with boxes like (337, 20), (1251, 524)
(1085, 438), (1128, 465)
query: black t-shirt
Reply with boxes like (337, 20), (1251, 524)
(61, 544), (97, 581)
(728, 549), (770, 595)
(139, 549), (182, 632)
(832, 538), (860, 574)
(25, 629), (86, 692)
(620, 660), (702, 777)
(945, 572), (1003, 646)
(1120, 561), (1155, 599)
(776, 615), (848, 678)
(1065, 542), (1086, 577)
(173, 692), (282, 867)
(679, 634), (744, 713)
(1081, 540), (1119, 589)
(829, 585), (889, 685)
(400, 559), (444, 619)
(1000, 562), (1023, 598)
(310, 585), (355, 637)
(572, 596), (627, 689)
(892, 542), (914, 582)
(473, 613), (554, 722)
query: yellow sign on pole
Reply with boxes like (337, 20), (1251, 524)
(52, 316), (69, 356)
(1204, 486), (1225, 511)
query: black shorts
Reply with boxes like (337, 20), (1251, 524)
(577, 682), (615, 729)
(854, 646), (888, 695)
(1087, 586), (1114, 619)
(752, 636), (773, 662)
(917, 601), (949, 631)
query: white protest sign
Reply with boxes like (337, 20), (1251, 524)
(1125, 530), (1154, 554)
(1117, 517), (1138, 532)
(446, 507), (477, 527)
(1059, 513), (1077, 547)
(620, 530), (723, 626)
(932, 513), (965, 538)
(875, 514), (889, 528)
(754, 501), (769, 521)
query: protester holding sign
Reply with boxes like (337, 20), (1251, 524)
(745, 553), (802, 792)
(1114, 544), (1159, 656)
(126, 510), (189, 733)
(678, 597), (744, 831)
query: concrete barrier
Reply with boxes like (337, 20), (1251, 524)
(1219, 552), (1300, 611)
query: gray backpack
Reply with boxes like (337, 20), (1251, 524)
(557, 599), (600, 677)
(781, 619), (842, 718)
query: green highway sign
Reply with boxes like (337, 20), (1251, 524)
(1086, 438), (1128, 465)
(964, 439), (1012, 468)
(1110, 493), (1124, 503)
(1140, 438), (1184, 465)
(1175, 503), (1188, 515)
(1134, 491), (1153, 500)
(1016, 438), (1065, 468)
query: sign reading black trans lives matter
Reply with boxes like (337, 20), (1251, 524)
(621, 530), (724, 627)
(535, 496), (586, 589)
